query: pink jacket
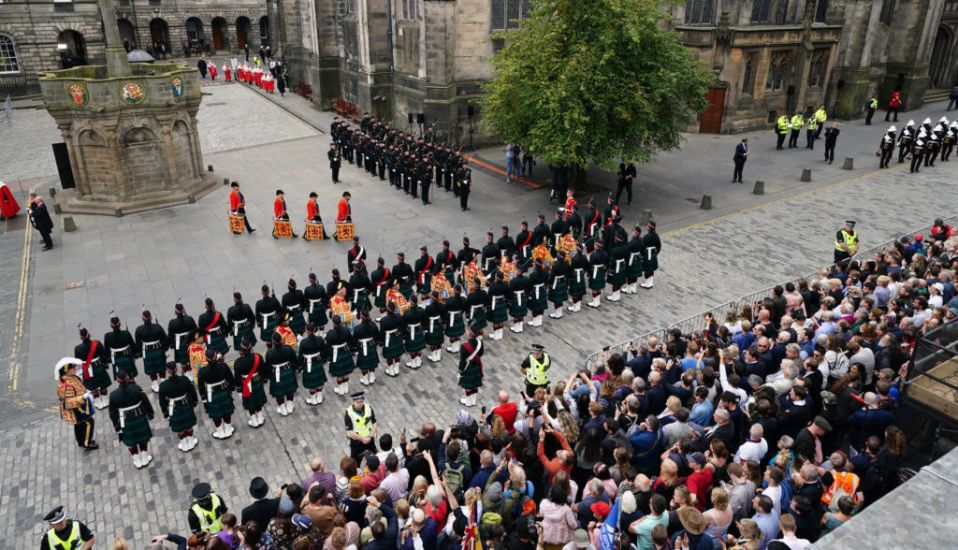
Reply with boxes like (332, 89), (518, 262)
(540, 500), (577, 544)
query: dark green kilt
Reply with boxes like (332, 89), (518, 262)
(608, 265), (627, 288)
(351, 289), (369, 312)
(458, 363), (483, 390)
(373, 287), (388, 309)
(529, 285), (548, 313)
(329, 346), (355, 377)
(588, 268), (607, 291)
(308, 306), (329, 328)
(112, 354), (139, 379)
(644, 254), (659, 274)
(425, 318), (444, 347)
(404, 326), (426, 354)
(302, 360), (328, 388)
(355, 346), (379, 372)
(509, 294), (528, 318)
(446, 312), (466, 338)
(288, 311), (307, 335)
(204, 388), (235, 419)
(399, 281), (414, 300)
(242, 383), (268, 411)
(207, 333), (229, 355)
(549, 278), (569, 304)
(85, 364), (112, 392)
(469, 306), (487, 330)
(169, 403), (197, 433)
(260, 317), (278, 342)
(416, 278), (432, 297)
(570, 270), (587, 298)
(233, 326), (257, 352)
(120, 415), (152, 447)
(488, 297), (509, 324)
(173, 346), (189, 365)
(383, 331), (405, 360)
(268, 366), (298, 397)
(143, 348), (167, 377)
(627, 257), (643, 281)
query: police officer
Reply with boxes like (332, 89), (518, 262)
(41, 506), (95, 550)
(328, 143), (342, 183)
(188, 482), (228, 535)
(520, 344), (551, 397)
(865, 95), (878, 125)
(345, 391), (377, 460)
(834, 220), (859, 266)
(776, 113), (789, 150)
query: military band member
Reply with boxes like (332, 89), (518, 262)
(549, 251), (570, 318)
(640, 221), (662, 289)
(497, 226), (516, 259)
(456, 237), (477, 284)
(625, 225), (643, 294)
(326, 315), (356, 395)
(135, 310), (169, 393)
(424, 291), (446, 362)
(419, 157), (432, 204)
(582, 199), (602, 252)
(486, 271), (510, 341)
(879, 126), (896, 169)
(898, 120), (915, 163)
(437, 241), (458, 283)
(228, 292), (257, 353)
(466, 277), (488, 334)
(330, 282), (355, 331)
(327, 268), (347, 300)
(380, 301), (405, 377)
(255, 285), (282, 342)
(187, 331), (207, 377)
(41, 506), (96, 550)
(265, 331), (299, 416)
(229, 181), (255, 234)
(347, 237), (367, 275)
(233, 340), (268, 427)
(377, 145), (387, 181)
(199, 298), (230, 356)
(305, 272), (330, 330)
(531, 214), (550, 252)
(352, 309), (381, 386)
(415, 246), (435, 296)
(75, 327), (111, 409)
(349, 261), (373, 315)
(56, 358), (98, 450)
(520, 344), (551, 397)
(532, 235), (555, 271)
(499, 250), (518, 282)
(370, 258), (392, 317)
(445, 285), (467, 353)
(345, 392), (378, 460)
(104, 316), (137, 380)
(108, 369), (155, 468)
(566, 203), (583, 240)
(158, 361), (199, 451)
(403, 295), (428, 368)
(198, 349), (236, 439)
(306, 192), (330, 239)
(481, 232), (501, 275)
(551, 209), (567, 249)
(458, 165), (472, 211)
(168, 303), (198, 368)
(274, 314), (298, 348)
(458, 323), (484, 407)
(943, 121), (957, 162)
(607, 233), (629, 302)
(528, 260), (549, 326)
(556, 225), (577, 262)
(392, 252), (415, 300)
(282, 279), (308, 335)
(337, 192), (353, 223)
(273, 189), (298, 238)
(297, 324), (328, 405)
(462, 253), (487, 294)
(328, 143), (342, 183)
(587, 241), (610, 308)
(563, 190), (577, 220)
(509, 265), (530, 333)
(515, 221), (534, 269)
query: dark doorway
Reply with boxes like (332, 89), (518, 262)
(236, 17), (252, 50)
(57, 30), (87, 68)
(212, 17), (228, 51)
(700, 87), (726, 134)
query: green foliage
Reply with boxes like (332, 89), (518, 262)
(480, 0), (713, 169)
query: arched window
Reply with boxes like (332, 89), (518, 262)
(742, 54), (756, 95)
(766, 51), (788, 92)
(751, 0), (771, 23)
(492, 0), (532, 30)
(806, 0), (829, 23)
(0, 34), (20, 73)
(685, 0), (714, 24)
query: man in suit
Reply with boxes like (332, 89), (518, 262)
(28, 192), (54, 250)
(241, 476), (279, 529)
(732, 137), (748, 183)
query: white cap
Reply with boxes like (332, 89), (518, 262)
(941, 116), (949, 123)
(888, 126), (897, 133)
(951, 121), (958, 128)
(907, 120), (915, 126)
(923, 117), (932, 125)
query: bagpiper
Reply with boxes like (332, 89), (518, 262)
(158, 361), (199, 451)
(349, 261), (372, 315)
(607, 233), (629, 302)
(227, 292), (257, 352)
(135, 310), (168, 393)
(347, 236), (367, 274)
(298, 323), (328, 404)
(108, 369), (155, 468)
(497, 226), (516, 259)
(326, 314), (356, 395)
(625, 225), (644, 294)
(403, 295), (427, 369)
(187, 331), (207, 377)
(282, 279), (308, 335)
(352, 309), (381, 385)
(380, 300), (405, 377)
(255, 285), (282, 342)
(515, 221), (534, 269)
(168, 303), (198, 368)
(466, 275), (488, 334)
(424, 291), (446, 363)
(233, 339), (268, 427)
(75, 327), (110, 409)
(197, 349), (236, 439)
(437, 240), (458, 282)
(481, 232), (501, 275)
(104, 316), (137, 381)
(458, 322), (484, 407)
(198, 298), (230, 356)
(56, 357), (98, 450)
(304, 272), (330, 331)
(569, 244), (589, 312)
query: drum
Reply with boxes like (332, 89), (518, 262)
(304, 221), (325, 241)
(273, 219), (293, 239)
(336, 223), (355, 242)
(229, 213), (246, 234)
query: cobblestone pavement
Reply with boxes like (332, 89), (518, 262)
(3, 86), (958, 546)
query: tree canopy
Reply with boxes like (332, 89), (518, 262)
(480, 0), (714, 169)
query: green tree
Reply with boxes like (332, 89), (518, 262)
(480, 0), (713, 170)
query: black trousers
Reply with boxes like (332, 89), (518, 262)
(925, 147), (938, 166)
(349, 439), (376, 461)
(378, 163), (385, 180)
(615, 180), (633, 204)
(776, 133), (786, 149)
(74, 418), (95, 448)
(421, 182), (430, 204)
(824, 144), (836, 163)
(806, 130), (815, 149)
(732, 159), (745, 182)
(460, 191), (470, 210)
(885, 107), (899, 122)
(942, 144), (954, 161)
(788, 129), (800, 148)
(911, 151), (924, 172)
(331, 164), (340, 182)
(39, 229), (53, 248)
(411, 180), (419, 199)
(237, 208), (254, 231)
(880, 148), (893, 168)
(898, 144), (910, 163)
(865, 107), (875, 125)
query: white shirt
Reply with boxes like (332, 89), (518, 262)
(763, 484), (782, 516)
(734, 438), (768, 464)
(773, 534), (811, 550)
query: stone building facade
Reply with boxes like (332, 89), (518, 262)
(275, 0), (957, 138)
(0, 1), (269, 97)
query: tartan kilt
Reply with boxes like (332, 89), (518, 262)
(241, 383), (268, 411)
(549, 279), (569, 303)
(308, 307), (329, 328)
(329, 352), (355, 377)
(302, 362), (328, 388)
(85, 365), (112, 392)
(399, 282), (414, 299)
(570, 272), (587, 298)
(404, 329), (426, 354)
(416, 280), (431, 296)
(233, 327), (257, 352)
(268, 368), (298, 397)
(120, 415), (152, 447)
(208, 334), (229, 355)
(173, 347), (189, 365)
(458, 363), (483, 390)
(112, 355), (138, 379)
(169, 403), (197, 433)
(288, 312), (307, 335)
(627, 259), (643, 281)
(260, 318), (278, 342)
(469, 307), (488, 330)
(488, 299), (509, 324)
(383, 333), (405, 360)
(356, 348), (379, 372)
(644, 255), (659, 273)
(529, 287), (548, 313)
(143, 348), (167, 377)
(351, 291), (370, 313)
(509, 297), (528, 318)
(446, 313), (466, 338)
(373, 289), (387, 309)
(204, 388), (235, 419)
(425, 320), (444, 347)
(588, 268), (607, 291)
(608, 267), (627, 288)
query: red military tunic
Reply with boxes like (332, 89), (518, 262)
(336, 199), (351, 223)
(274, 197), (287, 219)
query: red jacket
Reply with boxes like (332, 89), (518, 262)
(274, 197), (286, 218)
(229, 190), (243, 212)
(537, 431), (573, 484)
(306, 200), (319, 220)
(889, 92), (901, 108)
(337, 199), (350, 223)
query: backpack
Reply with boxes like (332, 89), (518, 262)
(445, 461), (466, 499)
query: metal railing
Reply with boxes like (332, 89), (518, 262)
(0, 73), (40, 98)
(584, 214), (958, 368)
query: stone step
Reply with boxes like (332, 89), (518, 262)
(924, 89), (951, 104)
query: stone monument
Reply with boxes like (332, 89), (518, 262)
(38, 0), (217, 216)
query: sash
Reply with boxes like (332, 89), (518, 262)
(82, 340), (99, 380)
(588, 212), (600, 235)
(375, 269), (391, 297)
(303, 352), (321, 374)
(203, 312), (222, 342)
(418, 258), (433, 285)
(519, 232), (533, 251)
(242, 355), (262, 398)
(466, 339), (483, 363)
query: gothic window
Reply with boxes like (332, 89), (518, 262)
(752, 0), (790, 24)
(400, 0), (421, 20)
(685, 0), (714, 24)
(807, 50), (827, 87)
(879, 0), (896, 25)
(0, 34), (19, 73)
(805, 0), (828, 22)
(751, 0), (771, 23)
(492, 0), (532, 30)
(742, 53), (756, 95)
(766, 51), (788, 92)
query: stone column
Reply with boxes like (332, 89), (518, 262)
(98, 0), (132, 76)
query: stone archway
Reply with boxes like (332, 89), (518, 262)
(211, 17), (229, 51)
(929, 26), (954, 89)
(150, 18), (170, 50)
(117, 19), (136, 50)
(57, 30), (87, 68)
(236, 16), (251, 50)
(259, 16), (270, 47)
(186, 17), (205, 52)
(121, 127), (169, 193)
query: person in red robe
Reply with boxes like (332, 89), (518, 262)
(336, 191), (352, 223)
(0, 181), (21, 220)
(563, 189), (576, 221)
(223, 64), (231, 82)
(228, 181), (254, 234)
(208, 62), (218, 80)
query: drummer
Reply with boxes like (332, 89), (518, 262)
(228, 182), (255, 234)
(305, 192), (329, 239)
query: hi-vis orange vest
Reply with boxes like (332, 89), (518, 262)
(822, 471), (860, 505)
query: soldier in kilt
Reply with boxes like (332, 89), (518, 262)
(370, 258), (392, 317)
(415, 246), (434, 297)
(352, 309), (381, 385)
(445, 284), (467, 353)
(509, 266), (530, 334)
(135, 310), (169, 393)
(549, 252), (570, 319)
(168, 303), (198, 366)
(403, 296), (427, 369)
(466, 279), (488, 334)
(298, 324), (328, 405)
(424, 291), (446, 363)
(625, 225), (643, 295)
(527, 260), (549, 327)
(108, 370), (155, 469)
(305, 273), (330, 331)
(227, 292), (257, 352)
(587, 240), (609, 308)
(457, 323), (484, 407)
(380, 302), (405, 377)
(392, 252), (415, 300)
(233, 340), (268, 427)
(255, 284), (282, 342)
(486, 272), (509, 341)
(569, 244), (589, 313)
(282, 279), (308, 336)
(197, 349), (237, 440)
(640, 220), (661, 289)
(266, 332), (299, 416)
(606, 233), (629, 303)
(198, 298), (230, 356)
(158, 362), (199, 452)
(104, 316), (138, 380)
(349, 262), (372, 315)
(326, 315), (356, 396)
(75, 328), (111, 409)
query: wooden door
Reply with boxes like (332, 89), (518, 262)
(699, 87), (726, 134)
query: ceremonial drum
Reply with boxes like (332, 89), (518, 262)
(229, 214), (246, 234)
(273, 219), (293, 239)
(336, 223), (355, 241)
(304, 221), (325, 241)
